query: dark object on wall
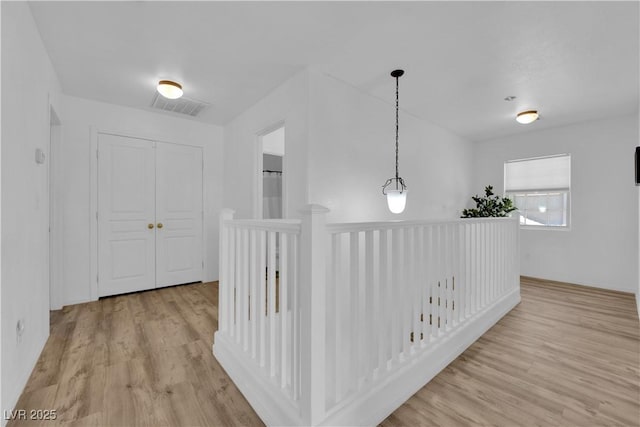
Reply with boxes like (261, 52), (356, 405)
(636, 147), (640, 185)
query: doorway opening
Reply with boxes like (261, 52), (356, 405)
(259, 125), (285, 219)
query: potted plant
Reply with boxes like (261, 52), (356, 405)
(461, 185), (516, 218)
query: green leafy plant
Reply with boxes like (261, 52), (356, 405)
(461, 185), (516, 218)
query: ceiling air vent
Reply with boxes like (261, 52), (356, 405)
(150, 93), (210, 117)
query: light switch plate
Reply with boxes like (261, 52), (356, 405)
(35, 148), (45, 164)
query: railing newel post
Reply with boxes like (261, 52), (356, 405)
(299, 204), (330, 426)
(218, 209), (235, 333)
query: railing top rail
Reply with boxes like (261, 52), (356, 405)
(326, 216), (517, 234)
(224, 218), (302, 233)
(223, 214), (517, 234)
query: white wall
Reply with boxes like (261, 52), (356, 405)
(1, 3), (4, 416)
(224, 71), (309, 219)
(474, 115), (639, 292)
(60, 95), (224, 306)
(1, 2), (63, 419)
(223, 69), (474, 224)
(308, 71), (473, 223)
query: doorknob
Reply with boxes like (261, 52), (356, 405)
(157, 223), (164, 229)
(148, 223), (154, 229)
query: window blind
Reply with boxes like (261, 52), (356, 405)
(505, 154), (571, 192)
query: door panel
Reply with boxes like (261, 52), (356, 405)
(155, 142), (203, 287)
(98, 134), (156, 296)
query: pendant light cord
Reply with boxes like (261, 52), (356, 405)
(382, 69), (406, 196)
(395, 74), (399, 188)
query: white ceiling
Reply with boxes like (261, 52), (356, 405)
(29, 1), (639, 142)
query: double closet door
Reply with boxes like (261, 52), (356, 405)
(98, 133), (203, 297)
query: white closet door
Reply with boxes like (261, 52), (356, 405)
(155, 142), (203, 287)
(98, 134), (156, 297)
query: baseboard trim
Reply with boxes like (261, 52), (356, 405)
(521, 275), (635, 295)
(213, 334), (303, 426)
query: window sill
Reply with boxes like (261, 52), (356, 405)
(520, 225), (571, 232)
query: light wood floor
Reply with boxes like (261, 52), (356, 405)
(9, 277), (640, 426)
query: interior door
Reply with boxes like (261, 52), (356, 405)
(98, 134), (156, 297)
(155, 142), (203, 287)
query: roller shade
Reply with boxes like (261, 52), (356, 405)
(505, 154), (571, 192)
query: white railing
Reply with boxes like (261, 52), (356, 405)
(216, 212), (302, 409)
(213, 206), (520, 426)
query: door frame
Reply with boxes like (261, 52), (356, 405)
(90, 128), (204, 301)
(254, 121), (286, 219)
(48, 103), (62, 310)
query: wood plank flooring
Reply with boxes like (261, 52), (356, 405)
(8, 277), (639, 426)
(381, 277), (640, 427)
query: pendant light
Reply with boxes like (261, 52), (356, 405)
(157, 80), (183, 99)
(382, 69), (407, 214)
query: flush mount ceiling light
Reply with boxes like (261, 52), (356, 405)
(382, 69), (408, 214)
(516, 110), (539, 124)
(157, 80), (183, 99)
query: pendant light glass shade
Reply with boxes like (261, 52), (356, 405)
(157, 80), (183, 99)
(386, 189), (407, 214)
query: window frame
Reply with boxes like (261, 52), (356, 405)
(505, 189), (571, 230)
(504, 154), (572, 231)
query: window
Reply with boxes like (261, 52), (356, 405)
(504, 154), (571, 228)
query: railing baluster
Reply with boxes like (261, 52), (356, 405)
(238, 228), (244, 344)
(364, 230), (374, 381)
(336, 233), (347, 401)
(403, 227), (413, 355)
(378, 229), (389, 374)
(259, 230), (266, 367)
(250, 229), (258, 358)
(456, 224), (469, 322)
(493, 223), (498, 297)
(474, 223), (480, 312)
(435, 225), (442, 335)
(483, 223), (488, 308)
(495, 222), (499, 298)
(349, 231), (359, 390)
(390, 228), (401, 362)
(444, 224), (453, 330)
(358, 233), (366, 383)
(280, 233), (288, 388)
(422, 226), (431, 343)
(268, 230), (277, 377)
(243, 229), (250, 350)
(413, 226), (422, 348)
(467, 223), (472, 317)
(453, 224), (458, 325)
(292, 233), (300, 400)
(230, 227), (237, 338)
(454, 224), (461, 325)
(467, 223), (472, 314)
(326, 234), (336, 405)
(488, 223), (493, 302)
(503, 222), (507, 294)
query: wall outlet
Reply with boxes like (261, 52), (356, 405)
(16, 319), (25, 343)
